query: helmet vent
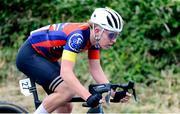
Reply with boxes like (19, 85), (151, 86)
(106, 10), (118, 29)
(107, 16), (113, 28)
(114, 13), (121, 29)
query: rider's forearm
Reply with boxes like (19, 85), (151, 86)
(89, 59), (109, 84)
(90, 67), (109, 84)
(89, 62), (109, 84)
(61, 70), (91, 100)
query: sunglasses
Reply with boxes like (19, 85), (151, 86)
(108, 32), (119, 40)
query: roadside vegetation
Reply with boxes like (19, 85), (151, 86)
(0, 0), (180, 112)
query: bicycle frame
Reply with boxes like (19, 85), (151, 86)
(29, 78), (104, 113)
(29, 78), (41, 109)
(20, 78), (136, 113)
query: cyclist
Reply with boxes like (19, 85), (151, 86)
(16, 7), (131, 113)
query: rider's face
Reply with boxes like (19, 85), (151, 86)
(99, 29), (119, 49)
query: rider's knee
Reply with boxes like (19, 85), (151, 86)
(54, 82), (76, 97)
(55, 103), (73, 113)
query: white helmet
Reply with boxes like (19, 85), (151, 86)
(90, 7), (123, 32)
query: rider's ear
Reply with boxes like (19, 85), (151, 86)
(94, 26), (100, 33)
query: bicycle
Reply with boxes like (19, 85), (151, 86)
(0, 77), (137, 113)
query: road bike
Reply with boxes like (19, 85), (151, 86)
(0, 77), (137, 113)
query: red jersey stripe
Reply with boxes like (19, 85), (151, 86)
(63, 23), (89, 35)
(88, 50), (100, 59)
(32, 40), (66, 47)
(49, 25), (55, 31)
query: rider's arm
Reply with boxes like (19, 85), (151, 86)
(88, 48), (109, 84)
(89, 59), (118, 97)
(88, 49), (117, 97)
(88, 59), (109, 84)
(61, 50), (91, 100)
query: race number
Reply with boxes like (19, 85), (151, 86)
(19, 78), (32, 96)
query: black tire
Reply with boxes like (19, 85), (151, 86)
(0, 102), (28, 113)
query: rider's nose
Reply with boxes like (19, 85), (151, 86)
(111, 39), (116, 43)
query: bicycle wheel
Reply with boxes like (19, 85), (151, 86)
(0, 102), (28, 113)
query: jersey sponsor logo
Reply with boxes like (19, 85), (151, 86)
(68, 33), (83, 52)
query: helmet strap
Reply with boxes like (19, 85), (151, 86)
(92, 24), (104, 48)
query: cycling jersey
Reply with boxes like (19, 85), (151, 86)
(28, 23), (100, 62)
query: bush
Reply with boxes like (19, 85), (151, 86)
(0, 0), (180, 84)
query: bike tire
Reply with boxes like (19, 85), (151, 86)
(0, 102), (28, 113)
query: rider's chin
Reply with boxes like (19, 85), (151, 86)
(102, 46), (110, 50)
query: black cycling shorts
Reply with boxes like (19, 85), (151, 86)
(16, 39), (63, 94)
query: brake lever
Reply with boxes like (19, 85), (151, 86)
(105, 91), (111, 106)
(112, 81), (137, 102)
(132, 88), (137, 101)
(127, 81), (137, 102)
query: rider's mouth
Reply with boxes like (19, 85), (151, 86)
(108, 45), (113, 47)
(105, 45), (112, 49)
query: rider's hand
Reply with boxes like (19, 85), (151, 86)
(112, 91), (132, 103)
(86, 93), (102, 107)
